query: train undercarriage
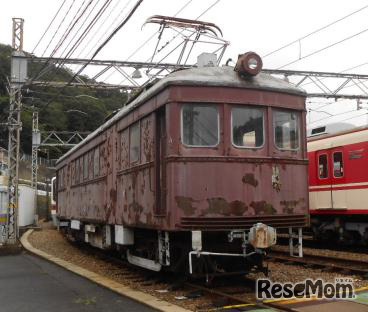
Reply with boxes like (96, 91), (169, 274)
(311, 215), (368, 245)
(59, 219), (277, 279)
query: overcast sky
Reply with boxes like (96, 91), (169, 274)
(1, 0), (368, 129)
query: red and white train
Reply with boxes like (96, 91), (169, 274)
(308, 124), (368, 243)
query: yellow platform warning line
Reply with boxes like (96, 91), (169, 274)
(222, 303), (255, 309)
(264, 296), (318, 305)
(197, 303), (256, 312)
(266, 297), (317, 305)
(263, 285), (368, 305)
(354, 286), (368, 293)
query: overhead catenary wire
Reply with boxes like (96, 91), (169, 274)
(37, 0), (144, 115)
(57, 0), (104, 60)
(80, 0), (134, 60)
(50, 0), (95, 58)
(337, 111), (368, 123)
(74, 0), (128, 59)
(308, 108), (359, 125)
(101, 0), (194, 82)
(40, 0), (77, 57)
(30, 0), (93, 83)
(307, 99), (340, 111)
(309, 110), (368, 128)
(277, 26), (368, 69)
(41, 0), (98, 82)
(57, 0), (114, 66)
(125, 0), (194, 61)
(33, 0), (114, 88)
(196, 0), (221, 20)
(66, 0), (144, 86)
(36, 0), (220, 114)
(112, 0), (222, 84)
(32, 0), (68, 54)
(263, 4), (368, 59)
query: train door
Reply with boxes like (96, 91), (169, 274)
(330, 148), (347, 209)
(315, 150), (333, 209)
(155, 107), (166, 215)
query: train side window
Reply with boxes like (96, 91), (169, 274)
(59, 170), (63, 189)
(62, 168), (65, 188)
(273, 110), (300, 150)
(130, 122), (140, 163)
(88, 151), (94, 179)
(79, 158), (83, 182)
(232, 106), (264, 148)
(52, 178), (57, 202)
(182, 104), (219, 147)
(94, 146), (100, 177)
(83, 154), (88, 181)
(75, 158), (80, 184)
(318, 154), (328, 179)
(71, 161), (75, 185)
(333, 152), (344, 178)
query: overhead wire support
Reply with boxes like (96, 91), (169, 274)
(1, 18), (27, 245)
(263, 69), (368, 100)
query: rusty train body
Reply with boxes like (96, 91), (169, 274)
(55, 53), (309, 276)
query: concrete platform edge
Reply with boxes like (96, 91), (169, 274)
(20, 229), (191, 312)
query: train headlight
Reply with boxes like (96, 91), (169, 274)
(234, 51), (263, 76)
(248, 223), (277, 249)
(248, 57), (259, 70)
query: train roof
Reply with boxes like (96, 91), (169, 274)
(307, 122), (355, 138)
(308, 125), (368, 152)
(57, 66), (306, 165)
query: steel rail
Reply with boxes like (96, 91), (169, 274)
(270, 250), (368, 275)
(185, 282), (299, 312)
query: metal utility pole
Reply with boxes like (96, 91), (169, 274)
(32, 111), (40, 219)
(4, 18), (27, 244)
(32, 111), (39, 189)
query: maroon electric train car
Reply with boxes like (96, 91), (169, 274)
(55, 52), (309, 276)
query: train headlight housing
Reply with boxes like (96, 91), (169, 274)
(234, 51), (263, 76)
(248, 223), (277, 249)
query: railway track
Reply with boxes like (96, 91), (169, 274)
(185, 281), (301, 312)
(78, 241), (368, 311)
(277, 235), (368, 253)
(33, 228), (368, 312)
(270, 250), (368, 276)
(72, 241), (303, 311)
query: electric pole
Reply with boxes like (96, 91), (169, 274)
(4, 18), (27, 244)
(32, 111), (40, 220)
